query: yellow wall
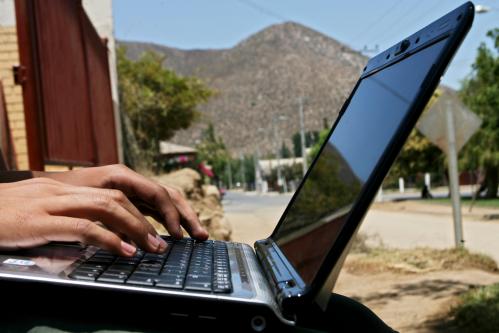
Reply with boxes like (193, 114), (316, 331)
(0, 26), (29, 170)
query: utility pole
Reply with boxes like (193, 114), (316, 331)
(272, 115), (284, 192)
(239, 153), (246, 190)
(255, 147), (262, 193)
(445, 99), (464, 247)
(298, 97), (307, 176)
(226, 161), (233, 189)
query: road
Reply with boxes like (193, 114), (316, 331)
(223, 191), (499, 263)
(362, 209), (499, 263)
(222, 191), (291, 244)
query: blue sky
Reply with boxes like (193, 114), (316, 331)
(113, 0), (499, 89)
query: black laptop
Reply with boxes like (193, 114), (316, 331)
(0, 3), (474, 332)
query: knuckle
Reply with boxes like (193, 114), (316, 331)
(94, 194), (115, 211)
(156, 184), (168, 199)
(168, 187), (182, 199)
(105, 164), (129, 183)
(113, 164), (130, 174)
(108, 189), (127, 203)
(74, 219), (93, 239)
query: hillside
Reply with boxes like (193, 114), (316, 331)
(120, 22), (367, 156)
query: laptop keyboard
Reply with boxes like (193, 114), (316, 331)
(68, 237), (232, 293)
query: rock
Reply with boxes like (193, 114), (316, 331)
(152, 168), (232, 241)
(202, 184), (220, 200)
(155, 168), (201, 197)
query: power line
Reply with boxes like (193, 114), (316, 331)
(367, 1), (423, 47)
(373, 0), (451, 48)
(235, 0), (289, 22)
(351, 0), (406, 45)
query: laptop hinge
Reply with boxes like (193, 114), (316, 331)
(254, 238), (305, 318)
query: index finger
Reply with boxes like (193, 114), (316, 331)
(106, 166), (200, 239)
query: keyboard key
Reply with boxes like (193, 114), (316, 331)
(156, 275), (184, 289)
(115, 258), (141, 265)
(101, 270), (131, 277)
(75, 267), (103, 275)
(161, 267), (185, 276)
(69, 271), (99, 281)
(80, 263), (107, 271)
(97, 272), (127, 283)
(184, 281), (212, 291)
(126, 273), (156, 286)
(213, 284), (232, 293)
(106, 269), (133, 276)
(77, 265), (105, 273)
(186, 274), (211, 282)
(107, 264), (134, 272)
(135, 264), (161, 275)
(87, 257), (114, 265)
(143, 253), (168, 260)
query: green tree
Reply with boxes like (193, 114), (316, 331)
(117, 47), (213, 171)
(233, 155), (256, 188)
(292, 131), (320, 157)
(459, 29), (499, 198)
(292, 133), (301, 157)
(385, 129), (444, 187)
(280, 142), (292, 158)
(309, 129), (330, 161)
(196, 123), (230, 182)
(307, 91), (446, 190)
(385, 90), (445, 188)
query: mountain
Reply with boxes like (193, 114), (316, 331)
(119, 22), (367, 156)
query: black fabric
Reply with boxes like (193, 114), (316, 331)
(0, 170), (34, 182)
(298, 293), (398, 332)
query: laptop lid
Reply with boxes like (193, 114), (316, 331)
(255, 2), (474, 313)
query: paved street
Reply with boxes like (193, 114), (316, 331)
(222, 191), (291, 245)
(362, 209), (499, 263)
(223, 191), (499, 263)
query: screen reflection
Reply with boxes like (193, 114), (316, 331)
(273, 38), (447, 284)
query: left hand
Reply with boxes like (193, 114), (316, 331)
(37, 164), (208, 240)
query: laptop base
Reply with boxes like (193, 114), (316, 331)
(2, 277), (395, 333)
(0, 276), (291, 333)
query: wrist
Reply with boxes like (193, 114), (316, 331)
(32, 171), (49, 178)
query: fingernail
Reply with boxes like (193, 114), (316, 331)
(121, 241), (136, 256)
(148, 233), (160, 250)
(157, 235), (167, 252)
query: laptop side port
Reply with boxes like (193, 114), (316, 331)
(250, 315), (267, 332)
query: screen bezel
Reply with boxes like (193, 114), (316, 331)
(266, 2), (475, 311)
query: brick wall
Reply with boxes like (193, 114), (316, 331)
(0, 26), (29, 170)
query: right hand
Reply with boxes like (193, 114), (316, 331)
(0, 177), (168, 256)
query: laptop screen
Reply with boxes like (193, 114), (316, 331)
(272, 37), (447, 284)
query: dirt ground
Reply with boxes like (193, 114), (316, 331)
(224, 192), (499, 332)
(335, 268), (499, 332)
